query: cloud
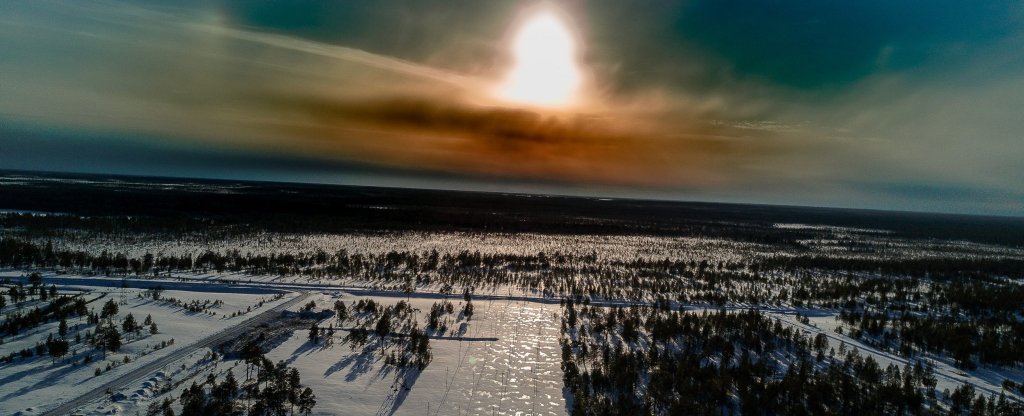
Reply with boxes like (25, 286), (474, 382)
(1, 1), (1023, 215)
(200, 25), (477, 88)
(248, 92), (789, 188)
(0, 1), (791, 189)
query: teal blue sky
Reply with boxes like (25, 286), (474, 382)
(1, 1), (1023, 215)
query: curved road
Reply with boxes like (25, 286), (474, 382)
(44, 291), (311, 416)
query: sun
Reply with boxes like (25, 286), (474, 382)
(496, 9), (582, 108)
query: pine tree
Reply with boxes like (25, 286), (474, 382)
(179, 382), (206, 416)
(334, 300), (348, 323)
(47, 337), (69, 363)
(308, 324), (319, 343)
(375, 309), (392, 354)
(122, 313), (137, 334)
(297, 387), (316, 415)
(104, 323), (122, 353)
(101, 299), (118, 318)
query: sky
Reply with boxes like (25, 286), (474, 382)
(1, 0), (1023, 215)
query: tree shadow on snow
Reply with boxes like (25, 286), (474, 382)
(0, 356), (90, 401)
(323, 341), (380, 382)
(285, 339), (331, 366)
(380, 366), (424, 416)
(562, 385), (576, 415)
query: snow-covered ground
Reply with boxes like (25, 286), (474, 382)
(777, 311), (1024, 400)
(0, 272), (293, 415)
(12, 230), (770, 265)
(3, 270), (1019, 415)
(82, 291), (566, 416)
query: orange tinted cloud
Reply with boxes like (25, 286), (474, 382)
(251, 93), (786, 188)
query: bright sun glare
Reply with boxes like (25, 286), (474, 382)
(497, 10), (582, 108)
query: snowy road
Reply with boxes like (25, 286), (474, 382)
(42, 291), (311, 416)
(8, 274), (793, 310)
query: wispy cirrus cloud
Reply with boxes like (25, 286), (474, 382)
(1, 0), (1023, 215)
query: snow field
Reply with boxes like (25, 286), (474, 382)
(0, 277), (293, 415)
